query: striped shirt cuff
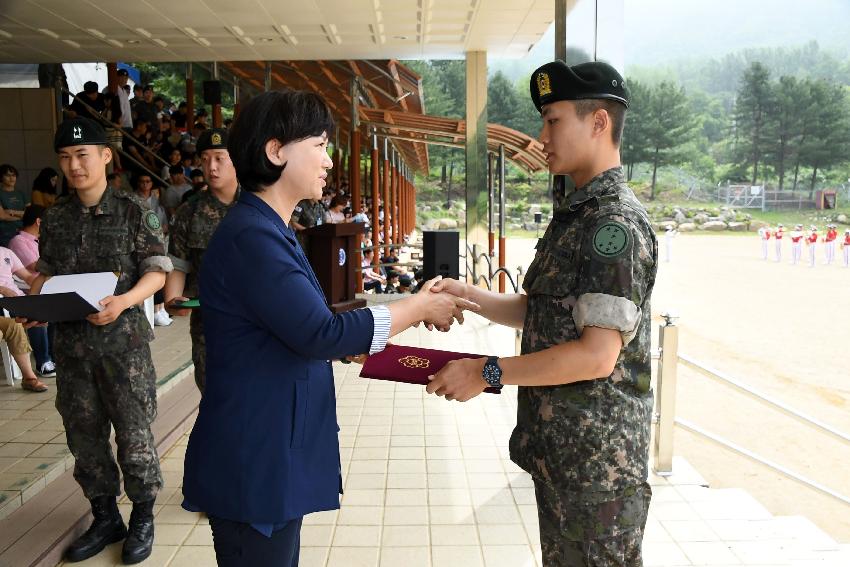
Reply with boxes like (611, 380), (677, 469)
(368, 305), (391, 355)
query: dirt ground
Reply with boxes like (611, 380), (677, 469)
(504, 233), (850, 542)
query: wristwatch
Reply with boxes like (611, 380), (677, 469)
(482, 356), (503, 390)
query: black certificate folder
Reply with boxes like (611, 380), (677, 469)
(0, 293), (99, 322)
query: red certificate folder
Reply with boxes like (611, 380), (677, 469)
(359, 344), (501, 394)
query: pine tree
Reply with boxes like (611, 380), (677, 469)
(621, 79), (652, 181)
(644, 82), (698, 199)
(732, 62), (774, 186)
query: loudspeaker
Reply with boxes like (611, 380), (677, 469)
(202, 80), (221, 105)
(423, 231), (460, 281)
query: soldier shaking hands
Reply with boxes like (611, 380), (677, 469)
(427, 61), (658, 566)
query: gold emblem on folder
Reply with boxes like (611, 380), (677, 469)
(536, 72), (552, 97)
(399, 355), (430, 369)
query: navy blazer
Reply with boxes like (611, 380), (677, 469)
(182, 191), (375, 524)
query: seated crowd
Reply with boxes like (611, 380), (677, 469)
(0, 79), (420, 393)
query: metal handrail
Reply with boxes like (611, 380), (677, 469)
(678, 354), (850, 448)
(676, 418), (850, 507)
(653, 316), (850, 508)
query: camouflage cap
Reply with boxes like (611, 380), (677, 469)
(530, 60), (630, 112)
(54, 117), (108, 151)
(196, 128), (229, 154)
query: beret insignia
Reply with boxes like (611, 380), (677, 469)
(536, 72), (552, 97)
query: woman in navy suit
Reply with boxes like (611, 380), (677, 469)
(182, 90), (476, 567)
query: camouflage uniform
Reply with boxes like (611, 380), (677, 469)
(168, 188), (239, 392)
(511, 167), (658, 566)
(292, 199), (325, 250)
(37, 186), (173, 503)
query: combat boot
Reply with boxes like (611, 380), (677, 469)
(65, 496), (127, 562)
(121, 499), (155, 564)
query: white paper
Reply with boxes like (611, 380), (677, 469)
(41, 272), (119, 311)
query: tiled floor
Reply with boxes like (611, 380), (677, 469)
(0, 317), (193, 519)
(54, 314), (849, 567)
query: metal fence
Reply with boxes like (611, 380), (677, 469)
(652, 314), (850, 507)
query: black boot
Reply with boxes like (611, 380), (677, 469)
(121, 499), (155, 565)
(65, 496), (127, 562)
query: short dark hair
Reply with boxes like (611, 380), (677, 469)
(0, 164), (19, 177)
(143, 84), (154, 93)
(106, 172), (120, 182)
(169, 164), (184, 176)
(190, 169), (204, 179)
(228, 89), (334, 193)
(21, 204), (45, 228)
(132, 172), (153, 189)
(573, 99), (627, 146)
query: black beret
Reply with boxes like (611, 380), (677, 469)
(196, 128), (229, 154)
(530, 60), (630, 112)
(54, 117), (107, 151)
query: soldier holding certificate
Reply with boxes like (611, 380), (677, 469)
(428, 61), (658, 566)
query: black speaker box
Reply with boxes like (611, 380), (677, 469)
(423, 231), (460, 281)
(203, 80), (222, 105)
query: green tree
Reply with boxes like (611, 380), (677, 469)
(644, 81), (699, 199)
(798, 80), (850, 197)
(488, 71), (521, 131)
(621, 79), (652, 181)
(732, 62), (774, 186)
(765, 76), (807, 191)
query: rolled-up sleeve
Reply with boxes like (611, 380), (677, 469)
(135, 207), (173, 274)
(367, 306), (391, 355)
(573, 214), (654, 347)
(168, 205), (192, 273)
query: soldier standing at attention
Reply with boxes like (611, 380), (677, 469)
(663, 224), (677, 263)
(164, 128), (239, 393)
(758, 225), (771, 261)
(806, 226), (818, 268)
(29, 117), (172, 564)
(790, 224), (804, 265)
(774, 223), (784, 262)
(427, 60), (658, 566)
(824, 224), (837, 265)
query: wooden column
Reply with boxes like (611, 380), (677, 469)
(382, 140), (391, 256)
(106, 63), (118, 95)
(350, 128), (362, 292)
(350, 129), (361, 214)
(370, 135), (380, 269)
(391, 153), (399, 245)
(185, 64), (194, 129)
(211, 62), (222, 128)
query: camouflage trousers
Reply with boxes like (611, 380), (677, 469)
(534, 481), (652, 567)
(54, 345), (162, 503)
(190, 310), (205, 393)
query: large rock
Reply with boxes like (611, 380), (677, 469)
(436, 218), (458, 230)
(674, 211), (687, 224)
(727, 221), (748, 232)
(677, 222), (696, 232)
(702, 220), (727, 231)
(524, 222), (541, 231)
(694, 213), (710, 225)
(750, 220), (769, 231)
(837, 214), (848, 224)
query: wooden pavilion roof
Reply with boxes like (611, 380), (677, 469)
(221, 59), (430, 173)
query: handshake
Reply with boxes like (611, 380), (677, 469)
(408, 276), (476, 332)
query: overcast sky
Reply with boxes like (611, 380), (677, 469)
(508, 0), (850, 72)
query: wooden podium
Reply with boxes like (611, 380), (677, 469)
(304, 222), (367, 313)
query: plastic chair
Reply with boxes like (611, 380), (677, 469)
(1, 309), (23, 387)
